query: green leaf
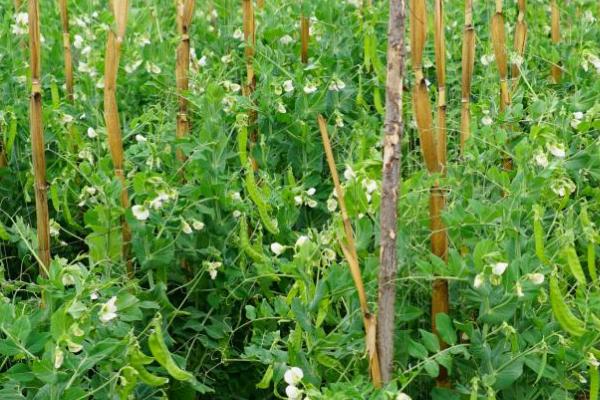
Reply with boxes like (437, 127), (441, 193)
(408, 339), (428, 359)
(255, 365), (273, 389)
(424, 359), (440, 378)
(419, 329), (440, 353)
(435, 313), (456, 345)
(494, 358), (524, 390)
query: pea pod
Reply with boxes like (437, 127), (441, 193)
(533, 205), (546, 263)
(373, 86), (384, 115)
(239, 216), (267, 263)
(130, 346), (153, 365)
(244, 168), (279, 235)
(118, 366), (138, 400)
(563, 246), (586, 286)
(132, 363), (169, 387)
(237, 126), (248, 166)
(549, 275), (586, 337)
(50, 81), (60, 110)
(148, 315), (195, 382)
(591, 363), (599, 400)
(6, 114), (17, 155)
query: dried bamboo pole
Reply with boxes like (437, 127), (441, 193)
(58, 0), (74, 101)
(175, 0), (195, 163)
(28, 0), (51, 274)
(103, 0), (132, 276)
(551, 0), (561, 83)
(318, 115), (382, 387)
(410, 0), (439, 174)
(300, 14), (309, 64)
(242, 0), (258, 171)
(491, 0), (510, 111)
(512, 0), (527, 83)
(257, 0), (264, 8)
(432, 0), (449, 388)
(460, 0), (475, 154)
(377, 0), (405, 384)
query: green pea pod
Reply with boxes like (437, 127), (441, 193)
(549, 275), (586, 337)
(130, 346), (154, 365)
(118, 366), (139, 400)
(244, 168), (279, 235)
(563, 246), (586, 286)
(6, 114), (17, 156)
(50, 81), (60, 110)
(239, 216), (267, 263)
(237, 126), (248, 166)
(132, 363), (169, 387)
(533, 205), (546, 263)
(148, 316), (195, 382)
(363, 31), (372, 71)
(589, 243), (597, 283)
(373, 86), (384, 116)
(591, 363), (599, 400)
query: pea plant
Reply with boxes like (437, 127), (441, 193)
(0, 0), (599, 399)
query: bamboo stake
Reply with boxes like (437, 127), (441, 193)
(242, 0), (258, 171)
(58, 0), (74, 101)
(300, 14), (309, 64)
(512, 0), (527, 83)
(432, 0), (449, 388)
(318, 115), (382, 387)
(377, 0), (405, 384)
(257, 0), (264, 8)
(104, 0), (132, 276)
(175, 0), (195, 163)
(410, 0), (439, 174)
(28, 0), (51, 274)
(551, 0), (561, 83)
(460, 0), (475, 154)
(491, 0), (510, 111)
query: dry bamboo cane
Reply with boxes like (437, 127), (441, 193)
(318, 115), (382, 387)
(300, 14), (309, 64)
(175, 0), (195, 163)
(410, 0), (439, 174)
(103, 0), (132, 277)
(58, 0), (74, 101)
(491, 0), (510, 111)
(377, 0), (405, 384)
(28, 0), (51, 275)
(512, 0), (527, 84)
(460, 0), (475, 154)
(257, 0), (264, 8)
(432, 0), (450, 388)
(242, 0), (258, 171)
(551, 0), (561, 83)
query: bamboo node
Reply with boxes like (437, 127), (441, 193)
(31, 81), (42, 94)
(181, 33), (190, 41)
(438, 87), (446, 107)
(177, 112), (188, 122)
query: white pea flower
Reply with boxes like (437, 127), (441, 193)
(231, 192), (242, 201)
(132, 205), (150, 221)
(492, 262), (509, 276)
(396, 393), (412, 400)
(294, 195), (303, 206)
(145, 62), (161, 74)
(135, 34), (151, 47)
(589, 353), (600, 367)
(285, 385), (302, 400)
(283, 80), (294, 93)
(328, 78), (346, 92)
(99, 296), (118, 323)
(233, 28), (244, 40)
(11, 13), (28, 35)
(277, 102), (287, 114)
(347, 0), (362, 7)
(295, 236), (310, 247)
(198, 55), (208, 67)
(480, 54), (495, 66)
(125, 59), (143, 74)
(67, 341), (83, 353)
(323, 248), (336, 261)
(49, 219), (60, 237)
(284, 367), (304, 385)
(573, 111), (584, 120)
(547, 143), (566, 158)
(90, 291), (99, 301)
(71, 324), (85, 337)
(362, 179), (377, 194)
(326, 198), (337, 212)
(335, 114), (344, 128)
(515, 282), (524, 298)
(87, 127), (98, 138)
(221, 53), (233, 64)
(306, 187), (316, 196)
(280, 34), (293, 45)
(270, 242), (285, 256)
(82, 45), (92, 55)
(233, 210), (242, 218)
(54, 347), (64, 369)
(306, 199), (317, 208)
(303, 82), (318, 94)
(61, 114), (75, 124)
(534, 150), (549, 168)
(182, 220), (193, 234)
(192, 220), (205, 231)
(73, 34), (84, 49)
(583, 10), (596, 23)
(528, 273), (545, 285)
(135, 134), (147, 143)
(550, 179), (576, 197)
(481, 115), (493, 126)
(343, 165), (356, 181)
(62, 273), (76, 287)
(474, 273), (485, 289)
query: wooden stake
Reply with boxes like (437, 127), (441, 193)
(300, 14), (309, 64)
(377, 0), (406, 384)
(58, 0), (74, 101)
(551, 0), (561, 83)
(103, 0), (132, 276)
(318, 115), (382, 387)
(433, 0), (446, 171)
(491, 0), (510, 111)
(242, 0), (258, 171)
(512, 0), (527, 83)
(28, 0), (51, 275)
(460, 0), (475, 154)
(175, 0), (195, 163)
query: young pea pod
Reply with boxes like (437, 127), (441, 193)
(533, 205), (546, 263)
(581, 205), (598, 282)
(563, 246), (586, 286)
(132, 363), (170, 387)
(244, 167), (279, 235)
(239, 216), (267, 263)
(589, 243), (597, 283)
(373, 86), (384, 116)
(591, 363), (600, 400)
(237, 126), (248, 166)
(148, 315), (195, 382)
(549, 275), (586, 337)
(118, 366), (139, 400)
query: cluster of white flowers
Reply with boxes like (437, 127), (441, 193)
(295, 187), (317, 208)
(570, 111), (585, 129)
(11, 13), (28, 36)
(480, 54), (495, 66)
(222, 96), (236, 113)
(125, 59), (143, 74)
(99, 296), (118, 323)
(222, 80), (241, 93)
(145, 62), (161, 75)
(205, 261), (222, 280)
(303, 82), (318, 94)
(284, 367), (305, 400)
(280, 35), (293, 45)
(474, 261), (508, 288)
(481, 109), (493, 126)
(550, 178), (576, 197)
(328, 78), (346, 92)
(221, 53), (233, 64)
(181, 218), (205, 234)
(581, 51), (600, 74)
